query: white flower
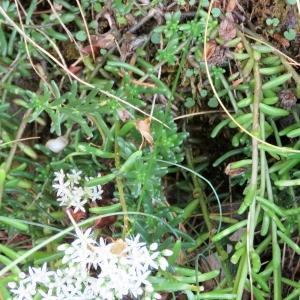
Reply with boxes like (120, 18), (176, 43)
(22, 263), (53, 289)
(73, 186), (85, 199)
(52, 180), (70, 197)
(150, 242), (158, 251)
(129, 270), (151, 297)
(153, 292), (162, 299)
(53, 169), (65, 183)
(130, 245), (160, 273)
(8, 280), (35, 300)
(9, 233), (169, 300)
(89, 185), (103, 201)
(38, 288), (56, 300)
(57, 244), (68, 251)
(124, 234), (146, 253)
(66, 170), (82, 187)
(62, 229), (96, 268)
(162, 248), (173, 256)
(53, 169), (104, 212)
(51, 268), (77, 297)
(95, 238), (116, 264)
(56, 194), (71, 206)
(70, 197), (87, 213)
(74, 227), (95, 245)
(157, 256), (169, 271)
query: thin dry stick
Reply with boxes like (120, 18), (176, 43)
(14, 0), (71, 87)
(75, 0), (96, 62)
(45, 0), (86, 67)
(203, 2), (300, 154)
(150, 33), (164, 120)
(117, 73), (155, 87)
(0, 137), (40, 148)
(0, 6), (168, 128)
(66, 209), (95, 251)
(173, 110), (234, 120)
(0, 108), (33, 208)
(243, 32), (300, 67)
(46, 0), (73, 40)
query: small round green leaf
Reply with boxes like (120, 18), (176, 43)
(211, 7), (221, 18)
(200, 89), (208, 97)
(266, 19), (273, 26)
(185, 69), (194, 77)
(284, 29), (296, 41)
(76, 30), (87, 41)
(208, 97), (219, 108)
(184, 97), (195, 108)
(94, 2), (102, 12)
(151, 32), (161, 44)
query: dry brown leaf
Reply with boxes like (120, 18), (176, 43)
(120, 35), (147, 61)
(219, 19), (236, 41)
(226, 0), (236, 13)
(110, 239), (127, 255)
(81, 33), (115, 55)
(81, 45), (101, 54)
(96, 33), (116, 49)
(53, 3), (63, 11)
(65, 207), (86, 222)
(136, 118), (154, 151)
(117, 109), (130, 122)
(272, 32), (290, 48)
(202, 40), (217, 61)
(278, 89), (297, 109)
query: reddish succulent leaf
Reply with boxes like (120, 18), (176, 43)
(232, 78), (244, 87)
(81, 45), (101, 54)
(235, 42), (244, 52)
(68, 65), (82, 75)
(67, 208), (86, 221)
(94, 215), (117, 229)
(225, 163), (245, 176)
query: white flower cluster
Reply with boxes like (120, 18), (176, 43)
(8, 231), (172, 300)
(52, 169), (103, 213)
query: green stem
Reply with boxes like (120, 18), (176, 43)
(280, 55), (300, 86)
(0, 108), (33, 209)
(114, 120), (128, 238)
(233, 252), (248, 298)
(245, 61), (261, 298)
(236, 30), (253, 56)
(86, 113), (106, 145)
(219, 73), (239, 113)
(264, 159), (282, 299)
(235, 24), (300, 86)
(0, 287), (5, 300)
(185, 148), (209, 229)
(248, 60), (261, 239)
